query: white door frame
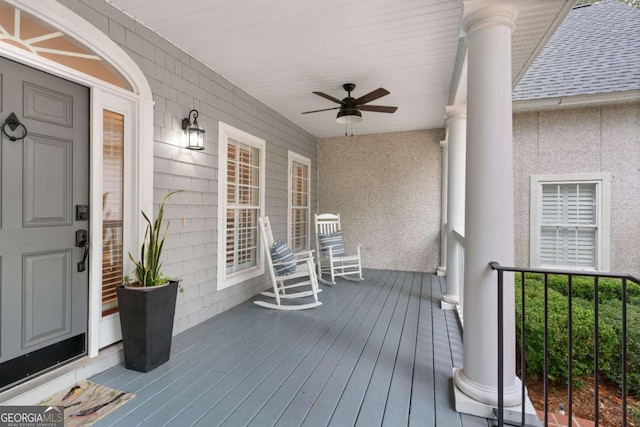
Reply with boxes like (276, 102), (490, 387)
(1, 0), (154, 357)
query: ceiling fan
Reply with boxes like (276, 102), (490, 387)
(301, 83), (397, 124)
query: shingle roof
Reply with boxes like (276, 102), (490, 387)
(513, 0), (640, 101)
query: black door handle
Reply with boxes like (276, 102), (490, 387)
(76, 229), (89, 272)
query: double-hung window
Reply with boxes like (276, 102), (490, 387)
(288, 152), (311, 252)
(218, 123), (265, 289)
(530, 173), (611, 271)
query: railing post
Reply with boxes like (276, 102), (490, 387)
(520, 271), (526, 426)
(496, 264), (504, 426)
(622, 278), (628, 427)
(543, 273), (549, 427)
(594, 277), (600, 424)
(568, 275), (573, 425)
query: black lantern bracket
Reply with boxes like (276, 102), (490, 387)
(181, 109), (198, 131)
(2, 113), (28, 142)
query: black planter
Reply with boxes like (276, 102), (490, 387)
(117, 280), (178, 372)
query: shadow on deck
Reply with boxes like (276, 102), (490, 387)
(91, 269), (489, 426)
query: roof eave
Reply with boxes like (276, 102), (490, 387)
(513, 89), (640, 112)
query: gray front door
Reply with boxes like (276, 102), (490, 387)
(0, 56), (89, 389)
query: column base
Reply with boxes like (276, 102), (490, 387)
(441, 299), (457, 310)
(437, 266), (446, 276)
(452, 368), (542, 426)
(440, 293), (458, 310)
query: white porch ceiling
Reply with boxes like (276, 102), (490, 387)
(105, 0), (573, 138)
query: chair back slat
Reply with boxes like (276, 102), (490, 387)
(260, 216), (275, 248)
(315, 213), (341, 235)
(258, 216), (276, 275)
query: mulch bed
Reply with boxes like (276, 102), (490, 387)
(525, 375), (639, 427)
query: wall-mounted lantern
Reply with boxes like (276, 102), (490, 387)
(181, 109), (205, 150)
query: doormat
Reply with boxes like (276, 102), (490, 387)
(38, 379), (134, 426)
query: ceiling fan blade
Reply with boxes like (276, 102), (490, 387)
(312, 91), (344, 104)
(354, 88), (390, 105)
(359, 105), (398, 113)
(301, 106), (341, 114)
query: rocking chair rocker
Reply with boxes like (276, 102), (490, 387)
(314, 213), (364, 285)
(254, 216), (322, 310)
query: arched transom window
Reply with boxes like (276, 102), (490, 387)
(0, 1), (131, 91)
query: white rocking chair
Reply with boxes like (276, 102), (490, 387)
(254, 216), (322, 310)
(314, 213), (364, 285)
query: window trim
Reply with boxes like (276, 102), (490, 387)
(530, 173), (611, 271)
(287, 151), (311, 251)
(217, 122), (266, 290)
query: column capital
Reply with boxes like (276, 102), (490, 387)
(462, 2), (518, 37)
(445, 105), (467, 121)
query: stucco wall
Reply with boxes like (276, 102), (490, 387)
(318, 130), (443, 272)
(59, 0), (318, 334)
(513, 102), (640, 276)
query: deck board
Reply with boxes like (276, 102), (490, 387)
(328, 270), (406, 427)
(300, 270), (393, 426)
(91, 269), (487, 427)
(431, 274), (464, 426)
(408, 273), (436, 426)
(354, 271), (414, 427)
(382, 272), (421, 426)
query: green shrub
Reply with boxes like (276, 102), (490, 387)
(528, 273), (640, 305)
(598, 300), (640, 397)
(517, 274), (640, 397)
(516, 279), (618, 385)
(629, 405), (640, 427)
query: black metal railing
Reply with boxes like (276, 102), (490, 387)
(490, 261), (640, 427)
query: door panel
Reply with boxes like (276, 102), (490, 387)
(23, 250), (72, 346)
(0, 56), (89, 389)
(23, 82), (73, 128)
(23, 134), (73, 226)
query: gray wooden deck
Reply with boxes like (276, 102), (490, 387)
(91, 269), (489, 426)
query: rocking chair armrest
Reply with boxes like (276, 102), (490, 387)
(293, 255), (315, 263)
(272, 255), (314, 267)
(321, 244), (362, 259)
(294, 249), (315, 258)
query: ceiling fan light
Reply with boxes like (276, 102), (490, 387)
(336, 108), (362, 124)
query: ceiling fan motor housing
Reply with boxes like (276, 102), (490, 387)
(336, 106), (362, 123)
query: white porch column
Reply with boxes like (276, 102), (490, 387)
(441, 106), (466, 308)
(437, 139), (448, 276)
(453, 2), (521, 413)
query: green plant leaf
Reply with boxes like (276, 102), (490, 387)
(127, 190), (181, 286)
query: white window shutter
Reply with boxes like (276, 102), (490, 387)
(539, 183), (597, 269)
